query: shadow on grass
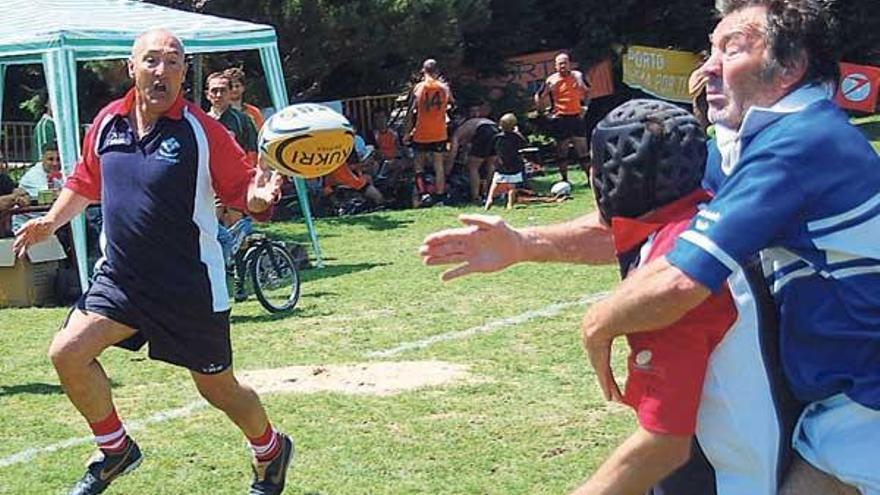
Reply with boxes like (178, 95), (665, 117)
(319, 212), (415, 232)
(299, 262), (388, 283)
(230, 300), (339, 323)
(0, 382), (63, 397)
(854, 120), (880, 142)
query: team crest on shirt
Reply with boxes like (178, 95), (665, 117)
(104, 128), (133, 148)
(157, 137), (181, 163)
(695, 208), (721, 231)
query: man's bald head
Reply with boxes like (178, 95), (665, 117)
(422, 59), (438, 76)
(555, 53), (571, 75)
(131, 29), (184, 59)
(128, 28), (187, 120)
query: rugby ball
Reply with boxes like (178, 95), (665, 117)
(259, 103), (355, 178)
(550, 181), (572, 197)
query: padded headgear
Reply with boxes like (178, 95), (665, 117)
(590, 99), (706, 222)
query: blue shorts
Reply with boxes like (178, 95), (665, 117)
(793, 393), (880, 495)
(75, 269), (232, 374)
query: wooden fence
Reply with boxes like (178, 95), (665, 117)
(340, 93), (401, 134)
(1, 93), (402, 163)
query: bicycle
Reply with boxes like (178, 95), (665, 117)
(228, 233), (301, 313)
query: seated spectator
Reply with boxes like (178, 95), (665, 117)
(485, 114), (527, 210)
(216, 202), (254, 302)
(323, 144), (385, 206)
(370, 108), (402, 161)
(0, 151), (28, 208)
(224, 66), (266, 131)
(449, 103), (499, 203)
(0, 152), (30, 235)
(19, 141), (62, 201)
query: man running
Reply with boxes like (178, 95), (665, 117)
(14, 29), (292, 495)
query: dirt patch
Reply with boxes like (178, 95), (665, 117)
(239, 360), (472, 397)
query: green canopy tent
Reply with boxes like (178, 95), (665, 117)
(0, 0), (323, 291)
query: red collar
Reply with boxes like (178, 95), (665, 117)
(610, 189), (712, 254)
(113, 87), (186, 120)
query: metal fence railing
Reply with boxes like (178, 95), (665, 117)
(0, 121), (36, 164)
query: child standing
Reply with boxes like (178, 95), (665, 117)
(485, 113), (528, 210)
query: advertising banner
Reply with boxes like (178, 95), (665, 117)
(623, 45), (701, 103)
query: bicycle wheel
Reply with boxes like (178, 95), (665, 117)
(249, 241), (301, 313)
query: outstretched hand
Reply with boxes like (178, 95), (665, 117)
(248, 169), (284, 213)
(13, 216), (56, 258)
(419, 214), (524, 281)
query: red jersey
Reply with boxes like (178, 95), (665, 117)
(611, 189), (737, 435)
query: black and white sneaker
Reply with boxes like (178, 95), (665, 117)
(249, 433), (294, 495)
(67, 438), (142, 495)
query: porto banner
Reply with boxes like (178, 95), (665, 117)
(835, 62), (880, 114)
(623, 45), (702, 103)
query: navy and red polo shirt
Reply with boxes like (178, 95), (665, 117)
(66, 88), (259, 313)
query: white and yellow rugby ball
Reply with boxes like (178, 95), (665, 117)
(259, 103), (355, 178)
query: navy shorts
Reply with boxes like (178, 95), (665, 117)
(551, 114), (586, 142)
(412, 140), (447, 153)
(76, 270), (232, 374)
(469, 124), (499, 159)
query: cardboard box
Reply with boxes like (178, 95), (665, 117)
(0, 235), (67, 308)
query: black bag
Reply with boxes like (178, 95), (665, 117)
(287, 242), (311, 270)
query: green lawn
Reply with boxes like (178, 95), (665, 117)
(853, 113), (880, 153)
(0, 175), (631, 495)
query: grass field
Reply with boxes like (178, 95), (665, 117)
(0, 175), (631, 495)
(853, 114), (880, 153)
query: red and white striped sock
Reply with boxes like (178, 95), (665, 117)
(89, 409), (130, 454)
(248, 424), (280, 462)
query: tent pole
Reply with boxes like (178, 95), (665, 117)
(193, 54), (203, 106)
(43, 49), (89, 292)
(0, 65), (5, 124)
(259, 44), (324, 267)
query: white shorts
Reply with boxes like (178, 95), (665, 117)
(793, 393), (880, 495)
(492, 171), (523, 184)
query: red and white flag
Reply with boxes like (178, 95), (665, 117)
(835, 62), (880, 113)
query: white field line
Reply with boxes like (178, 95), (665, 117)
(0, 400), (208, 468)
(0, 291), (607, 469)
(365, 292), (609, 359)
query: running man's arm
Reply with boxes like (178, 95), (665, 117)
(13, 188), (92, 257)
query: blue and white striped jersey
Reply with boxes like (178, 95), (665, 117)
(668, 87), (880, 409)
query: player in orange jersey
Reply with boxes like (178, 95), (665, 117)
(405, 59), (454, 205)
(534, 52), (591, 184)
